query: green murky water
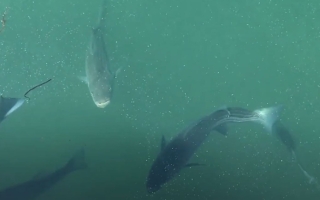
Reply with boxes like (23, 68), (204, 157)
(0, 0), (320, 199)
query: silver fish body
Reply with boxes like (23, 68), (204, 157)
(85, 26), (114, 108)
(84, 0), (115, 108)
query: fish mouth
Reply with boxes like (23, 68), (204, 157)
(95, 100), (110, 108)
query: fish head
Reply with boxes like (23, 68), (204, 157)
(146, 158), (175, 193)
(89, 79), (112, 108)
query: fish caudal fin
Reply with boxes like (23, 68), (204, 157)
(254, 105), (283, 133)
(66, 148), (88, 172)
(97, 0), (108, 29)
(0, 96), (25, 124)
(297, 162), (320, 190)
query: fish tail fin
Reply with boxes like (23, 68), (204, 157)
(253, 105), (283, 133)
(97, 0), (108, 29)
(66, 148), (88, 172)
(297, 162), (320, 190)
(0, 96), (25, 118)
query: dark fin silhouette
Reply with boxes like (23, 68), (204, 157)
(161, 136), (166, 151)
(0, 96), (25, 124)
(215, 124), (228, 135)
(65, 148), (88, 172)
(184, 163), (206, 168)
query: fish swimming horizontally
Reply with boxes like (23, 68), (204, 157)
(0, 148), (87, 200)
(0, 96), (24, 125)
(80, 0), (119, 108)
(146, 105), (283, 193)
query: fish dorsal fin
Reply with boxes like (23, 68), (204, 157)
(216, 105), (228, 111)
(161, 135), (166, 151)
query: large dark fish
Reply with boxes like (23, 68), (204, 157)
(0, 148), (87, 200)
(0, 96), (24, 125)
(146, 105), (283, 193)
(80, 0), (119, 108)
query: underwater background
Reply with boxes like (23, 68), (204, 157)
(0, 0), (320, 199)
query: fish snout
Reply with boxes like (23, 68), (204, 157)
(95, 100), (110, 108)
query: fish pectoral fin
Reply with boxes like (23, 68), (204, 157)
(215, 124), (228, 136)
(184, 163), (206, 168)
(114, 67), (122, 78)
(78, 76), (88, 84)
(161, 135), (167, 151)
